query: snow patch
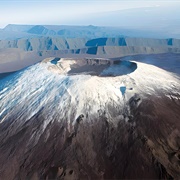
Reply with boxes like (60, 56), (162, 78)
(0, 60), (179, 139)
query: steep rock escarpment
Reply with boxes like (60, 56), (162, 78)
(0, 37), (180, 51)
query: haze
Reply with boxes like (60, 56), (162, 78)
(0, 0), (179, 29)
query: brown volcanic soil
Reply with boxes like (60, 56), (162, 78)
(0, 93), (180, 179)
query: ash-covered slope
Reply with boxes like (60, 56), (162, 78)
(0, 58), (180, 179)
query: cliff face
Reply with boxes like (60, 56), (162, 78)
(0, 37), (179, 70)
(0, 58), (180, 179)
(86, 37), (180, 47)
(0, 37), (88, 51)
(0, 37), (180, 51)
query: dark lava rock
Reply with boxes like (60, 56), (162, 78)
(0, 93), (180, 179)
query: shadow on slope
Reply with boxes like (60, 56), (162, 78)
(68, 59), (137, 77)
(115, 53), (180, 75)
(0, 70), (23, 92)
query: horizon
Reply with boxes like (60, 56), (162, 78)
(0, 0), (179, 28)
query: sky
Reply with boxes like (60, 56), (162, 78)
(0, 0), (179, 28)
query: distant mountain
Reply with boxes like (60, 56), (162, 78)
(0, 25), (179, 73)
(75, 6), (180, 38)
(2, 23), (180, 40)
(1, 5), (180, 40)
(3, 24), (34, 32)
(0, 29), (39, 40)
(87, 6), (179, 27)
(27, 25), (56, 35)
(1, 24), (124, 39)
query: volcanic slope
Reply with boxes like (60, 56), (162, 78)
(0, 58), (180, 179)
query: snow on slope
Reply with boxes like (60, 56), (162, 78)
(0, 58), (180, 141)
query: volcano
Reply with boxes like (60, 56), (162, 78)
(0, 58), (180, 179)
